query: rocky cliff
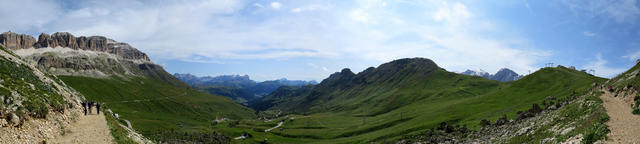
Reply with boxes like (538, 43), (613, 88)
(0, 31), (182, 86)
(0, 31), (149, 61)
(0, 32), (36, 50)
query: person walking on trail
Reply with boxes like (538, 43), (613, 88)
(88, 101), (93, 114)
(97, 103), (101, 114)
(82, 102), (87, 115)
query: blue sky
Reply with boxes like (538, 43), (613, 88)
(1, 0), (640, 81)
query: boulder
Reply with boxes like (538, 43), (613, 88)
(9, 113), (19, 125)
(0, 118), (7, 127)
(494, 115), (508, 126)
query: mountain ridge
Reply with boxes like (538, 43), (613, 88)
(461, 68), (523, 82)
(174, 73), (317, 104)
(243, 57), (605, 143)
(0, 31), (149, 61)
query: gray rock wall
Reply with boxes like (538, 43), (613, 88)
(0, 31), (150, 61)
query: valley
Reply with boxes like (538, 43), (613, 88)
(208, 59), (609, 143)
(0, 31), (634, 144)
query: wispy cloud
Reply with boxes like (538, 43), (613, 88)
(254, 3), (265, 8)
(622, 50), (640, 61)
(522, 0), (535, 16)
(307, 63), (330, 72)
(270, 2), (282, 10)
(0, 0), (550, 78)
(583, 54), (626, 78)
(561, 0), (640, 23)
(583, 31), (596, 37)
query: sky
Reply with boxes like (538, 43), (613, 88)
(1, 0), (640, 81)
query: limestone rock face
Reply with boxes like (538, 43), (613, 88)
(0, 32), (36, 50)
(1, 32), (150, 61)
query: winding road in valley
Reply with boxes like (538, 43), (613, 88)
(265, 121), (284, 132)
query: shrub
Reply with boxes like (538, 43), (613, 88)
(633, 108), (640, 115)
(583, 123), (609, 144)
(24, 99), (49, 118)
(479, 119), (491, 127)
(599, 113), (610, 122)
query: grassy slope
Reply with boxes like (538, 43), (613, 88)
(225, 66), (604, 143)
(605, 62), (640, 114)
(606, 61), (640, 89)
(59, 75), (256, 141)
(0, 45), (67, 119)
(104, 109), (138, 144)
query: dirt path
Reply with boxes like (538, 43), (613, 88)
(600, 90), (640, 143)
(265, 121), (284, 132)
(51, 108), (113, 144)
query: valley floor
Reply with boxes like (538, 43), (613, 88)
(51, 108), (113, 144)
(601, 89), (640, 143)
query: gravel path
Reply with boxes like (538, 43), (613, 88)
(265, 121), (284, 132)
(601, 90), (640, 143)
(51, 108), (113, 144)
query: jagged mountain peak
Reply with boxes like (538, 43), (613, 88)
(461, 68), (522, 82)
(1, 31), (150, 61)
(462, 69), (490, 77)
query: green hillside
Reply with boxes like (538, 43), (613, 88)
(59, 75), (256, 142)
(605, 61), (640, 114)
(0, 45), (77, 124)
(233, 58), (604, 143)
(606, 61), (640, 90)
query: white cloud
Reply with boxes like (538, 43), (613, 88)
(432, 2), (471, 24)
(290, 4), (330, 13)
(339, 1), (545, 75)
(270, 2), (282, 10)
(254, 3), (265, 8)
(0, 0), (550, 79)
(583, 31), (596, 37)
(622, 50), (640, 61)
(349, 10), (369, 23)
(291, 8), (302, 13)
(307, 63), (330, 72)
(0, 0), (62, 32)
(561, 0), (640, 23)
(583, 54), (626, 78)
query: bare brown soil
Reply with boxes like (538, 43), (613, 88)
(600, 90), (640, 144)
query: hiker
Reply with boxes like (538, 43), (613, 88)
(96, 102), (101, 114)
(608, 86), (614, 92)
(82, 102), (87, 115)
(88, 101), (93, 114)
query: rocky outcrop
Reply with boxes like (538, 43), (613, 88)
(0, 32), (149, 61)
(0, 32), (36, 50)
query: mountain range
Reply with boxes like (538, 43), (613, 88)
(174, 73), (317, 104)
(245, 57), (606, 143)
(0, 31), (620, 143)
(461, 68), (523, 82)
(0, 31), (254, 143)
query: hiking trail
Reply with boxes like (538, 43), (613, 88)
(51, 108), (113, 144)
(600, 89), (640, 143)
(265, 121), (284, 132)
